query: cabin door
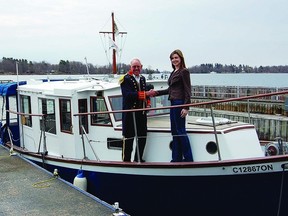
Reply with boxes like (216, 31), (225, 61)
(78, 99), (88, 134)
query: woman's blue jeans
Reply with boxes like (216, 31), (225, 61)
(170, 100), (193, 162)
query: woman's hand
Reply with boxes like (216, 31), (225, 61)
(145, 89), (157, 97)
(180, 109), (188, 118)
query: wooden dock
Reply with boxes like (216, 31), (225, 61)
(0, 145), (127, 216)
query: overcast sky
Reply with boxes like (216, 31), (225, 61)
(1, 0), (287, 71)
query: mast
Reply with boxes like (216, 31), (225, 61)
(99, 12), (127, 74)
(111, 12), (117, 74)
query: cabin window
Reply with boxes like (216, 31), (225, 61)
(90, 96), (111, 125)
(109, 96), (122, 121)
(38, 98), (56, 134)
(20, 95), (32, 127)
(78, 99), (88, 134)
(109, 95), (170, 121)
(107, 138), (123, 150)
(149, 95), (170, 115)
(59, 99), (72, 133)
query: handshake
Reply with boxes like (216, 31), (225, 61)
(145, 84), (157, 97)
(146, 89), (157, 97)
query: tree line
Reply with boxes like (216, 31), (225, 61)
(191, 63), (288, 74)
(0, 57), (288, 75)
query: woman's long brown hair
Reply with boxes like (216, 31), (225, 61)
(169, 49), (186, 70)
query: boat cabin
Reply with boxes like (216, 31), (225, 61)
(1, 78), (264, 162)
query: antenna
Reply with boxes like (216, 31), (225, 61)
(84, 57), (90, 78)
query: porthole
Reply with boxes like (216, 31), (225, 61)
(206, 141), (218, 154)
(169, 140), (173, 150)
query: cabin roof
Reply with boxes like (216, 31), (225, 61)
(0, 81), (27, 96)
(18, 79), (119, 95)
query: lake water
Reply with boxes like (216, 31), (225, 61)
(0, 73), (288, 88)
(190, 73), (288, 88)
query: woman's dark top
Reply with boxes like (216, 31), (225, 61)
(157, 68), (191, 109)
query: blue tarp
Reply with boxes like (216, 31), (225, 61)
(0, 81), (26, 96)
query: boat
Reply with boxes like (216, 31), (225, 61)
(1, 78), (288, 216)
(2, 12), (288, 216)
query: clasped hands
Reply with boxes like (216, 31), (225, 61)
(145, 89), (157, 97)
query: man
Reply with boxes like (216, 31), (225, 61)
(119, 58), (155, 162)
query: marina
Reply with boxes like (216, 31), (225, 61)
(0, 145), (124, 216)
(1, 2), (287, 215)
(1, 78), (288, 216)
(1, 12), (288, 216)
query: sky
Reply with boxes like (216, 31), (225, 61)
(1, 0), (287, 72)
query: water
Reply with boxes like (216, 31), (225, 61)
(1, 73), (287, 88)
(190, 73), (288, 88)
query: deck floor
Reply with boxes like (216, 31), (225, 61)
(0, 145), (123, 216)
(147, 115), (248, 130)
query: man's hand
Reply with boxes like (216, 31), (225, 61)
(146, 89), (157, 97)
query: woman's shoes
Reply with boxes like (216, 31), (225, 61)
(134, 159), (145, 162)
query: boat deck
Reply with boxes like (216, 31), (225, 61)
(0, 145), (124, 216)
(147, 115), (249, 131)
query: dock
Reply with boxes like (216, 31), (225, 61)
(0, 145), (126, 216)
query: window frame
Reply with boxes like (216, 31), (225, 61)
(90, 96), (112, 126)
(20, 95), (32, 127)
(39, 98), (56, 134)
(78, 98), (88, 134)
(59, 98), (72, 134)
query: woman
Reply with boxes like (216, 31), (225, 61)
(156, 49), (193, 162)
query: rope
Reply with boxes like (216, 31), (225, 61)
(99, 33), (111, 65)
(99, 15), (127, 69)
(32, 169), (59, 189)
(5, 125), (23, 149)
(32, 176), (57, 189)
(0, 154), (14, 159)
(277, 163), (288, 216)
(7, 128), (21, 143)
(118, 34), (127, 64)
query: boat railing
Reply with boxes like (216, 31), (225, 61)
(74, 90), (288, 117)
(5, 90), (288, 161)
(74, 90), (288, 161)
(6, 110), (47, 155)
(79, 124), (100, 161)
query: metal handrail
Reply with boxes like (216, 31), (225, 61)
(6, 90), (287, 118)
(73, 90), (288, 117)
(6, 110), (47, 155)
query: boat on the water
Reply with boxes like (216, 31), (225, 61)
(1, 78), (288, 216)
